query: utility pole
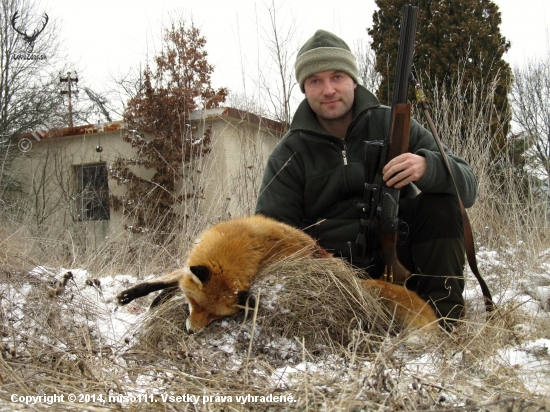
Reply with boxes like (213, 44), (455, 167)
(60, 72), (79, 128)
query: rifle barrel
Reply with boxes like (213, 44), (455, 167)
(391, 6), (419, 107)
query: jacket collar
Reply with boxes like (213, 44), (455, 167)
(289, 84), (381, 135)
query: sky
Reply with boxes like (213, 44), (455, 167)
(32, 0), (550, 112)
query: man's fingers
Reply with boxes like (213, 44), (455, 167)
(385, 170), (411, 188)
(382, 153), (427, 187)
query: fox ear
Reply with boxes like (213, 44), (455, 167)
(238, 291), (255, 309)
(189, 265), (211, 285)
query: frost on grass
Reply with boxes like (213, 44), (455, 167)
(0, 250), (549, 410)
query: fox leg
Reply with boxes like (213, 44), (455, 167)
(362, 279), (438, 330)
(117, 270), (183, 306)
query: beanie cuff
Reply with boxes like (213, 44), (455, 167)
(295, 47), (359, 93)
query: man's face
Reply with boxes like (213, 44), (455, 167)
(303, 70), (357, 123)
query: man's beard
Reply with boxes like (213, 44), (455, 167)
(318, 106), (353, 123)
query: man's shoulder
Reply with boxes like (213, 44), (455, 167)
(270, 126), (338, 161)
(279, 128), (303, 144)
(351, 104), (391, 134)
(367, 104), (391, 116)
(269, 129), (303, 157)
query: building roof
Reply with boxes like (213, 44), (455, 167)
(16, 107), (286, 142)
(189, 107), (287, 133)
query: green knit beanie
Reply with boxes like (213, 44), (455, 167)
(295, 30), (359, 93)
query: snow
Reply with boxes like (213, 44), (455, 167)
(1, 245), (549, 408)
(500, 339), (550, 393)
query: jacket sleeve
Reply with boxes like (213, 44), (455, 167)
(255, 147), (306, 228)
(409, 119), (478, 208)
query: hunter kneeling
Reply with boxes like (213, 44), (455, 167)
(255, 28), (477, 330)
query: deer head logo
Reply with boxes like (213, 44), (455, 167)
(11, 11), (49, 54)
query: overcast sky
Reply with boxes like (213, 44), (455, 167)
(37, 0), (550, 110)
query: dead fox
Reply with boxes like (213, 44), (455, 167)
(117, 215), (437, 333)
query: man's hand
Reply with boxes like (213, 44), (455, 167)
(382, 153), (427, 189)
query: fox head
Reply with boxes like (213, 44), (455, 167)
(180, 264), (254, 333)
(176, 215), (328, 333)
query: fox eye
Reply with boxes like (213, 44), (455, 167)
(190, 265), (211, 283)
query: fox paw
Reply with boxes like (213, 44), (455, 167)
(116, 289), (135, 305)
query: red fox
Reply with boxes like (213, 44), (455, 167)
(117, 215), (437, 333)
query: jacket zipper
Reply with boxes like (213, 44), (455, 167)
(342, 143), (348, 166)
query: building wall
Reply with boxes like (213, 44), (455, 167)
(11, 108), (282, 250)
(188, 108), (281, 220)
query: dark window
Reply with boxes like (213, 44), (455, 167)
(76, 163), (110, 221)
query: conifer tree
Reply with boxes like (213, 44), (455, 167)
(110, 18), (227, 236)
(369, 0), (512, 151)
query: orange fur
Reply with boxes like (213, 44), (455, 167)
(118, 215), (438, 333)
(362, 279), (437, 330)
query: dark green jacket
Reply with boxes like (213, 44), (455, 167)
(255, 85), (477, 261)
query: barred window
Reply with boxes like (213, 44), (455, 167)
(76, 163), (110, 221)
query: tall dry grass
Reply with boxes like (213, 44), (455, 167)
(414, 73), (548, 250)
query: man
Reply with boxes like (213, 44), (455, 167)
(255, 29), (478, 327)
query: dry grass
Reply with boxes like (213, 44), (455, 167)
(0, 248), (549, 410)
(136, 258), (394, 359)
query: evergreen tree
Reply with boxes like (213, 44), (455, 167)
(110, 17), (227, 236)
(369, 0), (512, 151)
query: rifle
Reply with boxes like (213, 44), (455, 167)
(355, 6), (495, 313)
(354, 6), (417, 283)
(377, 5), (418, 284)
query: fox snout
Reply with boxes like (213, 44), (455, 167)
(184, 310), (225, 334)
(184, 291), (255, 334)
(185, 312), (210, 334)
(185, 318), (197, 334)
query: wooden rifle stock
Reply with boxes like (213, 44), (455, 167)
(378, 6), (418, 285)
(379, 103), (412, 284)
(386, 103), (411, 162)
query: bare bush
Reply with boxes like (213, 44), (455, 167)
(511, 55), (550, 193)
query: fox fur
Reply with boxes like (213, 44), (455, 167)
(117, 215), (437, 333)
